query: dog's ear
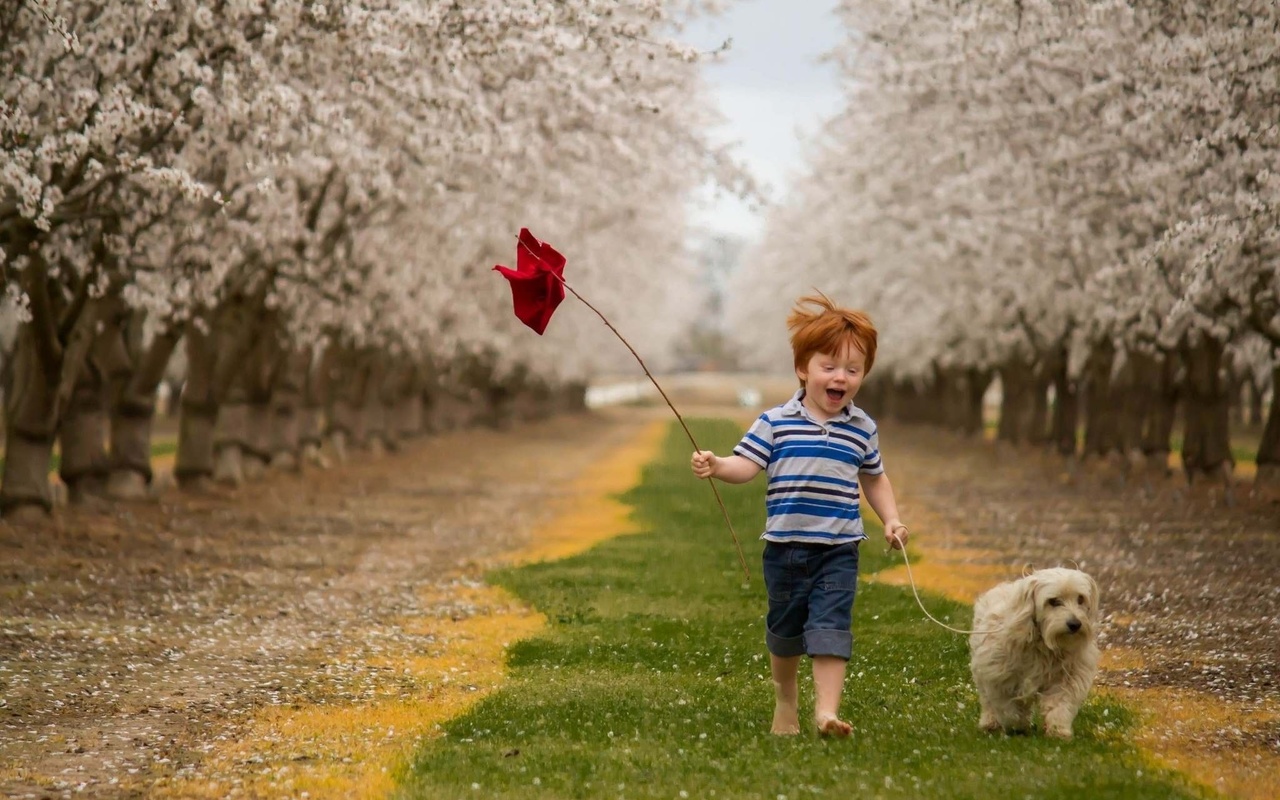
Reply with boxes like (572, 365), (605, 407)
(1008, 574), (1041, 644)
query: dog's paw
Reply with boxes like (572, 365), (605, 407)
(1045, 725), (1074, 740)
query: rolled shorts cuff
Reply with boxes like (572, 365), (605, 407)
(765, 629), (806, 658)
(804, 629), (853, 660)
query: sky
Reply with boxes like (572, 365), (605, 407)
(683, 0), (845, 242)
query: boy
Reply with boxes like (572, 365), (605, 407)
(690, 292), (908, 737)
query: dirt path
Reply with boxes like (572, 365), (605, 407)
(875, 425), (1280, 800)
(0, 408), (664, 799)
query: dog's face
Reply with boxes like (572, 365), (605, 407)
(1023, 568), (1099, 651)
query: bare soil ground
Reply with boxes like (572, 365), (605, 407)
(2, 385), (1277, 799)
(0, 409), (655, 799)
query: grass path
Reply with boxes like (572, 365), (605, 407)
(395, 419), (1205, 800)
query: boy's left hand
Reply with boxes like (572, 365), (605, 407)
(885, 522), (909, 550)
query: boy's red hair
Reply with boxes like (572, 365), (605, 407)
(787, 292), (878, 382)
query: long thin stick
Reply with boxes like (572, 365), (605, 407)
(518, 237), (750, 581)
(559, 278), (751, 582)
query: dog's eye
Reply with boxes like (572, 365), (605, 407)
(1077, 594), (1087, 606)
(1047, 598), (1064, 607)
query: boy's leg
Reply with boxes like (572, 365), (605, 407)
(770, 654), (802, 734)
(813, 655), (852, 737)
(805, 543), (858, 737)
(762, 542), (806, 735)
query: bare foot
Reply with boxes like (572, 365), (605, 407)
(816, 716), (852, 738)
(772, 703), (800, 735)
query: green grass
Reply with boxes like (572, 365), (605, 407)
(396, 419), (1205, 800)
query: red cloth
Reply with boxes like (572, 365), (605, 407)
(493, 228), (567, 335)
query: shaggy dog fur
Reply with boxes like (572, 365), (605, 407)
(969, 567), (1100, 739)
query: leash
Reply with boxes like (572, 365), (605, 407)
(891, 533), (999, 636)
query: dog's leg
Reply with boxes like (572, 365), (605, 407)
(1040, 688), (1081, 739)
(978, 703), (999, 732)
(975, 681), (1031, 734)
(1000, 699), (1033, 734)
(1041, 658), (1097, 739)
(977, 692), (1000, 732)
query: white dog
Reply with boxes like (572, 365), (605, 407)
(969, 567), (1100, 739)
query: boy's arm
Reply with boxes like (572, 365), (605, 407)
(691, 451), (763, 484)
(860, 471), (908, 549)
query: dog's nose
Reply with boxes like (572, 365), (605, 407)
(1067, 618), (1082, 633)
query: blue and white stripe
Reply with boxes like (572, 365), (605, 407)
(733, 389), (883, 545)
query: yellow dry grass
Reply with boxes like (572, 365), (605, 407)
(508, 420), (668, 566)
(152, 420), (666, 799)
(869, 501), (1019, 604)
(153, 584), (545, 800)
(1113, 683), (1280, 800)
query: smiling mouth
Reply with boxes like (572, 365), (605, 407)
(825, 389), (844, 403)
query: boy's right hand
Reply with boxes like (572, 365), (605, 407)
(691, 450), (718, 479)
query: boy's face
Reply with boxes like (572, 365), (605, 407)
(796, 343), (867, 422)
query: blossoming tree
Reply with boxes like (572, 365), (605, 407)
(728, 0), (1278, 491)
(1, 0), (737, 517)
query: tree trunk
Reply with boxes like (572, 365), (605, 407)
(327, 348), (369, 458)
(243, 401), (272, 479)
(63, 302), (142, 504)
(1, 289), (104, 516)
(390, 362), (426, 441)
(1136, 351), (1179, 479)
(458, 350), (502, 428)
(428, 388), (478, 431)
(212, 400), (250, 487)
(1180, 336), (1234, 485)
(931, 367), (961, 432)
(963, 368), (990, 437)
(299, 344), (331, 468)
(1246, 377), (1264, 427)
(363, 354), (392, 451)
(58, 365), (110, 505)
(176, 317), (219, 489)
(1081, 342), (1122, 462)
(558, 381), (589, 413)
(1027, 371), (1050, 447)
(107, 325), (182, 499)
(176, 302), (266, 490)
(1, 326), (57, 514)
(1226, 362), (1245, 427)
(1252, 365), (1280, 495)
(996, 360), (1035, 445)
(213, 329), (277, 486)
(1048, 352), (1080, 458)
(267, 349), (310, 471)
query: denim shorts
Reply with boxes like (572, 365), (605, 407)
(761, 540), (859, 660)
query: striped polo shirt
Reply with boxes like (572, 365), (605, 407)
(733, 389), (884, 545)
